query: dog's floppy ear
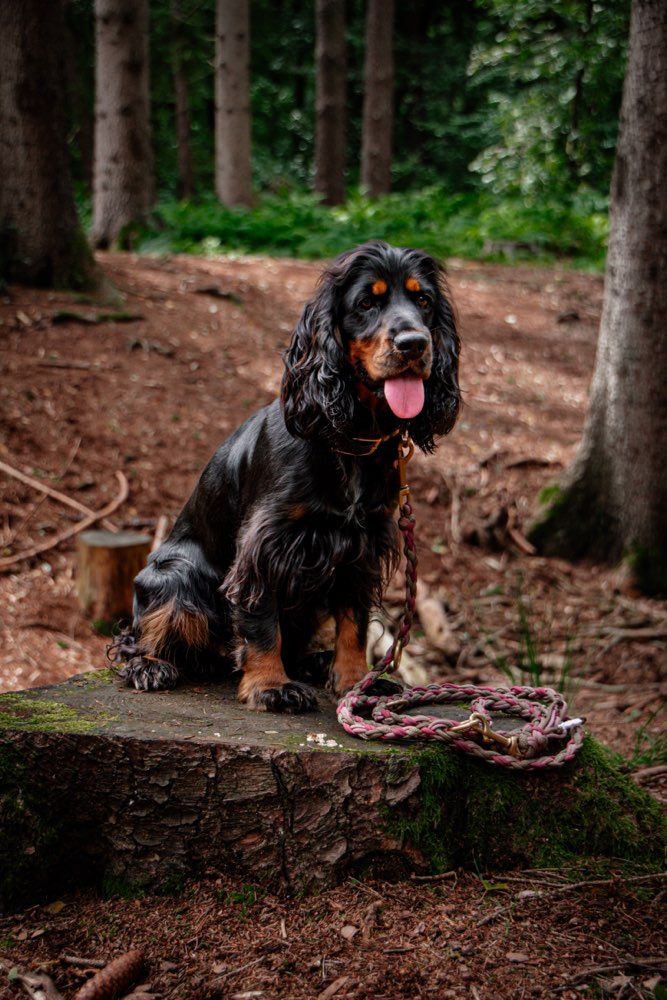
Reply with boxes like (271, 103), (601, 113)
(409, 264), (461, 453)
(281, 277), (354, 442)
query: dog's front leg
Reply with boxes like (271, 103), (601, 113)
(330, 610), (369, 695)
(235, 604), (318, 713)
(330, 609), (403, 698)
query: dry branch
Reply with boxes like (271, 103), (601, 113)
(0, 472), (128, 571)
(0, 456), (119, 534)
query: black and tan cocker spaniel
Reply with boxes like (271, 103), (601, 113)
(111, 241), (460, 711)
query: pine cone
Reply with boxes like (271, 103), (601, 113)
(73, 949), (145, 1000)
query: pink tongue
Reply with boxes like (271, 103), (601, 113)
(383, 377), (425, 419)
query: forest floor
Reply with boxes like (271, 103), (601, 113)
(0, 252), (665, 999)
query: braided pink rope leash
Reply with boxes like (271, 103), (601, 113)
(336, 434), (586, 769)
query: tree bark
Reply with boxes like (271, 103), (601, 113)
(314, 0), (346, 206)
(1, 672), (663, 911)
(0, 0), (95, 288)
(360, 0), (395, 198)
(528, 0), (667, 595)
(92, 0), (154, 249)
(171, 0), (194, 201)
(215, 0), (252, 208)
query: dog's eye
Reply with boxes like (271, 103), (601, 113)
(358, 296), (375, 311)
(416, 293), (432, 311)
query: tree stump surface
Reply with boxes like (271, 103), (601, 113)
(0, 670), (664, 911)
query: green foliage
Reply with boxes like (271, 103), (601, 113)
(469, 0), (630, 196)
(462, 736), (667, 869)
(64, 0), (626, 205)
(219, 883), (263, 918)
(134, 185), (609, 268)
(623, 705), (667, 770)
(383, 737), (667, 874)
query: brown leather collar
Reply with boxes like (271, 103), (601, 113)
(333, 426), (402, 457)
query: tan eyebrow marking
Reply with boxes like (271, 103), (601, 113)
(371, 279), (388, 296)
(405, 277), (421, 292)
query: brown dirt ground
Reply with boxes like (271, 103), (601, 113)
(0, 252), (665, 999)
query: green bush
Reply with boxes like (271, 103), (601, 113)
(133, 186), (609, 269)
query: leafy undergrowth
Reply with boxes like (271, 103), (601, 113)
(134, 187), (609, 270)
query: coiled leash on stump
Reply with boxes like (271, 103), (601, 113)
(336, 433), (586, 769)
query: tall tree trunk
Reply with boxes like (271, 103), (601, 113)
(314, 0), (346, 207)
(171, 0), (194, 200)
(0, 0), (95, 288)
(529, 0), (667, 595)
(215, 0), (252, 208)
(92, 0), (154, 249)
(360, 0), (395, 198)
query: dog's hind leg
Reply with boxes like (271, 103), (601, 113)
(113, 599), (203, 690)
(110, 543), (225, 690)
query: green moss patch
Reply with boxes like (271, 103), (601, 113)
(0, 692), (116, 734)
(384, 736), (667, 873)
(384, 747), (465, 872)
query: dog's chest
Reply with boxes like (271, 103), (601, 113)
(336, 463), (394, 525)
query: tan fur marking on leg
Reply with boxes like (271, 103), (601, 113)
(332, 613), (368, 694)
(138, 599), (178, 656)
(237, 638), (289, 708)
(172, 606), (209, 648)
(139, 599), (209, 655)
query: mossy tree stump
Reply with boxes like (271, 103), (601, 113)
(0, 671), (664, 911)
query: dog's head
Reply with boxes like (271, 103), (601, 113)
(281, 241), (460, 453)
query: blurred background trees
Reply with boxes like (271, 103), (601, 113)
(45, 0), (629, 262)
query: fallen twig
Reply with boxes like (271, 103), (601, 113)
(632, 764), (667, 782)
(61, 956), (107, 969)
(214, 955), (265, 981)
(0, 456), (118, 534)
(51, 310), (143, 325)
(0, 471), (128, 571)
(563, 956), (667, 986)
(516, 871), (667, 901)
(507, 525), (537, 556)
(410, 870), (458, 883)
(152, 513), (170, 551)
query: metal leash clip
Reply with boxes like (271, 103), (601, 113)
(450, 711), (521, 757)
(395, 432), (415, 508)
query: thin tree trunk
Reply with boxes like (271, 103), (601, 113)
(171, 0), (194, 200)
(360, 0), (395, 198)
(529, 0), (667, 595)
(0, 0), (95, 288)
(215, 0), (252, 208)
(92, 0), (154, 249)
(314, 0), (346, 206)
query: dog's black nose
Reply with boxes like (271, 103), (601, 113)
(393, 330), (430, 358)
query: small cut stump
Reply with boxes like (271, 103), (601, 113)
(0, 670), (664, 910)
(76, 530), (151, 623)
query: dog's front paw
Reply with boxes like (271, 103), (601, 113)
(242, 680), (318, 713)
(119, 655), (180, 691)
